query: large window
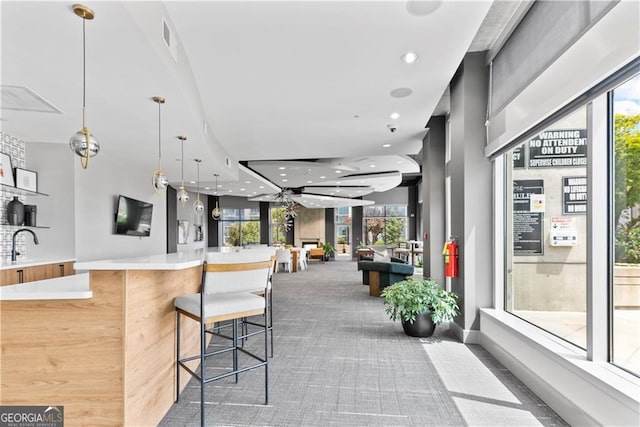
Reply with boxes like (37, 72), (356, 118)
(504, 107), (588, 349)
(363, 204), (407, 245)
(270, 207), (287, 245)
(500, 71), (640, 377)
(335, 207), (351, 255)
(612, 75), (640, 374)
(221, 207), (260, 246)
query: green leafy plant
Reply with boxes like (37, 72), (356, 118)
(380, 278), (459, 324)
(320, 242), (335, 255)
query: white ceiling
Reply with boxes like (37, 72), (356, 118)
(0, 1), (505, 205)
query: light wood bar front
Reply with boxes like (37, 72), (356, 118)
(0, 258), (203, 426)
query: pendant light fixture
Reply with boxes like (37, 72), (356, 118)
(193, 159), (204, 214)
(211, 173), (222, 220)
(177, 136), (189, 207)
(69, 4), (99, 169)
(151, 96), (168, 193)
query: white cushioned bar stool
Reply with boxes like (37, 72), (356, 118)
(174, 253), (272, 427)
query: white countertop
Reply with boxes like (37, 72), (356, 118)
(74, 247), (278, 271)
(0, 273), (92, 301)
(0, 257), (76, 271)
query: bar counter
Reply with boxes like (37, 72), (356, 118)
(0, 249), (245, 426)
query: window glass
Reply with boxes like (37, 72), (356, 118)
(363, 204), (408, 245)
(221, 208), (260, 246)
(505, 107), (588, 349)
(335, 207), (351, 255)
(270, 207), (287, 245)
(612, 74), (640, 374)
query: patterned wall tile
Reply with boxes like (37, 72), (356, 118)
(1, 131), (27, 261)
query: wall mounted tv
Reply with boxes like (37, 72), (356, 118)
(114, 195), (153, 237)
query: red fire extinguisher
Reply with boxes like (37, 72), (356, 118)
(443, 238), (459, 278)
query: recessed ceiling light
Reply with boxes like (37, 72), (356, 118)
(390, 112), (400, 119)
(217, 184), (222, 188)
(335, 170), (341, 174)
(396, 160), (403, 164)
(189, 180), (196, 184)
(390, 87), (413, 98)
(259, 185), (264, 189)
(401, 52), (418, 64)
(282, 179), (288, 182)
(245, 181), (251, 184)
(382, 144), (391, 148)
(240, 188), (245, 191)
(278, 166), (286, 170)
(204, 187), (210, 190)
(280, 173), (287, 176)
(307, 180), (313, 184)
(228, 189), (233, 193)
(370, 164), (376, 168)
(320, 176), (326, 179)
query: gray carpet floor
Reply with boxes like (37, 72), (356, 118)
(159, 260), (568, 426)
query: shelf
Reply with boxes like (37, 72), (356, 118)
(1, 182), (48, 197)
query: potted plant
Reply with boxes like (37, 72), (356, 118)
(320, 242), (335, 261)
(380, 277), (459, 337)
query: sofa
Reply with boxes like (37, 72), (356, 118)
(357, 256), (414, 296)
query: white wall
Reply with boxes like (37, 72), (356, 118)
(24, 142), (76, 260)
(176, 189), (207, 252)
(368, 187), (408, 205)
(74, 152), (167, 262)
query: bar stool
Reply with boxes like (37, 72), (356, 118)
(174, 254), (272, 427)
(243, 255), (276, 357)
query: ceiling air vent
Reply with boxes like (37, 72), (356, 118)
(162, 17), (178, 63)
(1, 85), (62, 113)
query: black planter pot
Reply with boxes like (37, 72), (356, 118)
(401, 311), (436, 337)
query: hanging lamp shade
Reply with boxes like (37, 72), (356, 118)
(193, 159), (204, 214)
(69, 4), (99, 169)
(211, 173), (222, 220)
(177, 136), (189, 207)
(151, 96), (168, 193)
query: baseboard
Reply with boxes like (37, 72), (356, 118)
(449, 321), (482, 344)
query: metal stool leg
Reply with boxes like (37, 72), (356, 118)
(175, 311), (181, 402)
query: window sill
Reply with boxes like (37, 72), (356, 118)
(480, 308), (639, 426)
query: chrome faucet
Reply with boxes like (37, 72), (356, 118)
(11, 228), (39, 262)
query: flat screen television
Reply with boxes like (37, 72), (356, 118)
(114, 195), (153, 237)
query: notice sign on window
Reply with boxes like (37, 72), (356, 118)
(528, 129), (587, 168)
(563, 176), (587, 214)
(513, 179), (544, 256)
(512, 145), (525, 169)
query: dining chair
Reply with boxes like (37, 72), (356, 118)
(298, 247), (308, 271)
(174, 254), (272, 427)
(275, 249), (292, 272)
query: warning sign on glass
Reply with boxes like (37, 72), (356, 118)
(562, 176), (587, 214)
(513, 179), (544, 256)
(528, 129), (587, 168)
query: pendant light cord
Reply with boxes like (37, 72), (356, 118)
(158, 102), (162, 169)
(82, 16), (87, 129)
(181, 140), (185, 186)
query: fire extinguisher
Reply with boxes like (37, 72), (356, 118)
(443, 238), (459, 278)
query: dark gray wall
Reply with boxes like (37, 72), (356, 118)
(324, 208), (335, 259)
(207, 195), (219, 247)
(449, 52), (493, 335)
(351, 205), (363, 258)
(259, 202), (270, 244)
(408, 184), (418, 240)
(167, 186), (177, 253)
(422, 116), (446, 283)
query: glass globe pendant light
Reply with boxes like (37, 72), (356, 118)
(211, 173), (222, 220)
(193, 159), (204, 214)
(177, 136), (189, 207)
(151, 96), (168, 194)
(69, 4), (99, 169)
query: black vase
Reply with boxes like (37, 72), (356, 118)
(401, 311), (436, 337)
(7, 196), (24, 226)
